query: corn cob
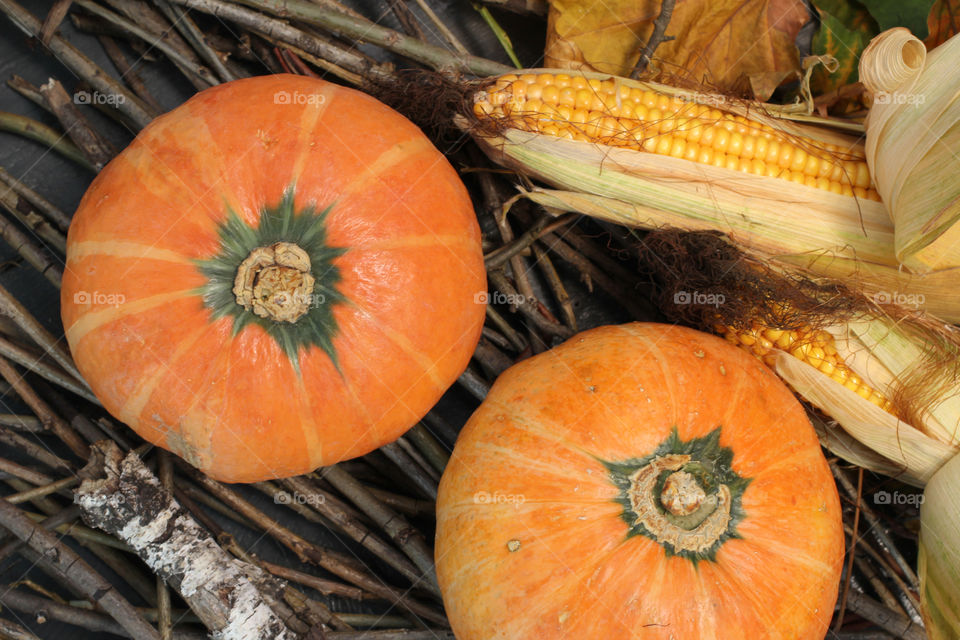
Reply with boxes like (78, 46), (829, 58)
(474, 72), (879, 200)
(716, 322), (895, 413)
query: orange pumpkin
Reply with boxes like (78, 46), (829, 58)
(62, 75), (485, 483)
(436, 323), (844, 639)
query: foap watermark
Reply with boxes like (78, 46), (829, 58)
(673, 291), (725, 307)
(874, 91), (925, 107)
(678, 92), (729, 108)
(293, 292), (326, 308)
(475, 291), (530, 306)
(74, 90), (126, 106)
(872, 291), (925, 309)
(473, 490), (525, 506)
(274, 90), (326, 106)
(873, 490), (924, 507)
(73, 290), (126, 306)
(274, 491), (326, 506)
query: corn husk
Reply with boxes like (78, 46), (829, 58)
(465, 70), (960, 322)
(861, 28), (960, 272)
(771, 312), (960, 486)
(919, 451), (960, 639)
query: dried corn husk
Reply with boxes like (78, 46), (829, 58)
(861, 28), (960, 272)
(772, 312), (960, 486)
(465, 69), (960, 322)
(919, 451), (960, 639)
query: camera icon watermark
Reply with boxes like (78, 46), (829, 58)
(473, 490), (526, 506)
(872, 291), (925, 309)
(74, 90), (126, 106)
(874, 91), (925, 107)
(274, 91), (326, 106)
(474, 291), (530, 306)
(274, 491), (325, 506)
(73, 290), (126, 307)
(673, 290), (725, 307)
(874, 490), (924, 506)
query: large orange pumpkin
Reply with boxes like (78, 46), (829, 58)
(436, 323), (844, 639)
(62, 75), (485, 483)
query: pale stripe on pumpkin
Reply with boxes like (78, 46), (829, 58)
(351, 303), (449, 392)
(66, 241), (192, 265)
(117, 322), (217, 427)
(338, 136), (439, 200)
(293, 374), (324, 466)
(65, 289), (197, 345)
(289, 84), (337, 185)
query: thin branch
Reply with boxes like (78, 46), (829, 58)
(0, 0), (156, 128)
(630, 0), (676, 79)
(0, 111), (94, 171)
(0, 497), (161, 639)
(204, 0), (512, 76)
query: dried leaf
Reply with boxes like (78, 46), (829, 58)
(544, 0), (809, 99)
(926, 0), (960, 47)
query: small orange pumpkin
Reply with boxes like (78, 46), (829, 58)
(62, 75), (485, 483)
(436, 323), (844, 639)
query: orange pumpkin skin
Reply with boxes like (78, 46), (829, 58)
(436, 323), (844, 640)
(62, 75), (485, 483)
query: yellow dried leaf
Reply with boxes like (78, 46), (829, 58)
(545, 0), (809, 98)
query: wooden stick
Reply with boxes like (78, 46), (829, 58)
(156, 0), (239, 83)
(0, 589), (206, 639)
(0, 497), (161, 639)
(76, 442), (298, 639)
(187, 467), (447, 627)
(0, 210), (62, 287)
(321, 465), (439, 594)
(270, 477), (424, 587)
(630, 0), (676, 79)
(0, 335), (97, 403)
(379, 441), (439, 499)
(172, 0), (395, 84)
(0, 166), (68, 251)
(97, 36), (165, 113)
(0, 111), (93, 171)
(0, 165), (71, 232)
(0, 282), (84, 384)
(37, 77), (115, 170)
(0, 357), (88, 459)
(0, 0), (155, 128)
(204, 0), (512, 76)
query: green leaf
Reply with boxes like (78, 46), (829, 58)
(811, 0), (879, 94)
(862, 0), (936, 39)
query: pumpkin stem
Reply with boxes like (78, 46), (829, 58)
(627, 454), (732, 554)
(233, 242), (315, 323)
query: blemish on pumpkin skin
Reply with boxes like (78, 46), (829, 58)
(558, 611), (570, 624)
(693, 349), (705, 358)
(256, 129), (278, 149)
(719, 363), (727, 375)
(506, 539), (521, 552)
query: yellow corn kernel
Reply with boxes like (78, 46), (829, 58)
(478, 74), (879, 198)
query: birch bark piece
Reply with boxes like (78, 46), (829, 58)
(75, 441), (298, 640)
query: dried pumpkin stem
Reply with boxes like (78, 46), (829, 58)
(627, 454), (731, 553)
(233, 242), (315, 322)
